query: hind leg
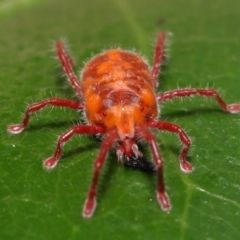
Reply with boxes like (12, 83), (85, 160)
(56, 41), (82, 97)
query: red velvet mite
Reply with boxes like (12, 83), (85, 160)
(8, 33), (240, 218)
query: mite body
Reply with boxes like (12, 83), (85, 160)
(8, 33), (240, 218)
(82, 49), (157, 143)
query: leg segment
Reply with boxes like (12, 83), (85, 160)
(82, 129), (118, 218)
(44, 125), (106, 169)
(56, 41), (82, 98)
(152, 32), (166, 87)
(8, 98), (84, 134)
(139, 126), (171, 211)
(148, 120), (193, 173)
(157, 88), (240, 114)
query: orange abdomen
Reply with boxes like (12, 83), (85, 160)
(81, 49), (158, 138)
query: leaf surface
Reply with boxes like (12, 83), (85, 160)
(1, 0), (240, 239)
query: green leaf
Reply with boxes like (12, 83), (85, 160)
(1, 0), (240, 239)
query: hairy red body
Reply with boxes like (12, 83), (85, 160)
(82, 49), (157, 142)
(8, 33), (240, 218)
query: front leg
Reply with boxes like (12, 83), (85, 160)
(82, 128), (118, 218)
(157, 88), (240, 114)
(139, 126), (171, 211)
(44, 125), (106, 169)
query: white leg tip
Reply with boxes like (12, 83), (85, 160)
(180, 161), (194, 173)
(227, 104), (240, 114)
(157, 192), (171, 212)
(82, 197), (97, 218)
(8, 124), (24, 134)
(43, 157), (58, 169)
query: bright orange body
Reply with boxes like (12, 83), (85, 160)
(82, 50), (158, 141)
(10, 32), (240, 218)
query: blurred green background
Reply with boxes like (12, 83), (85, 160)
(1, 0), (240, 239)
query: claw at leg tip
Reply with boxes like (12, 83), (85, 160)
(157, 192), (171, 212)
(7, 124), (24, 134)
(180, 161), (194, 173)
(227, 104), (240, 114)
(82, 197), (97, 218)
(43, 157), (58, 169)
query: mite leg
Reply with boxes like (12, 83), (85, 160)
(152, 32), (166, 87)
(82, 129), (118, 218)
(157, 88), (240, 114)
(8, 98), (84, 134)
(56, 41), (82, 98)
(148, 121), (192, 173)
(140, 127), (171, 211)
(43, 125), (106, 169)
